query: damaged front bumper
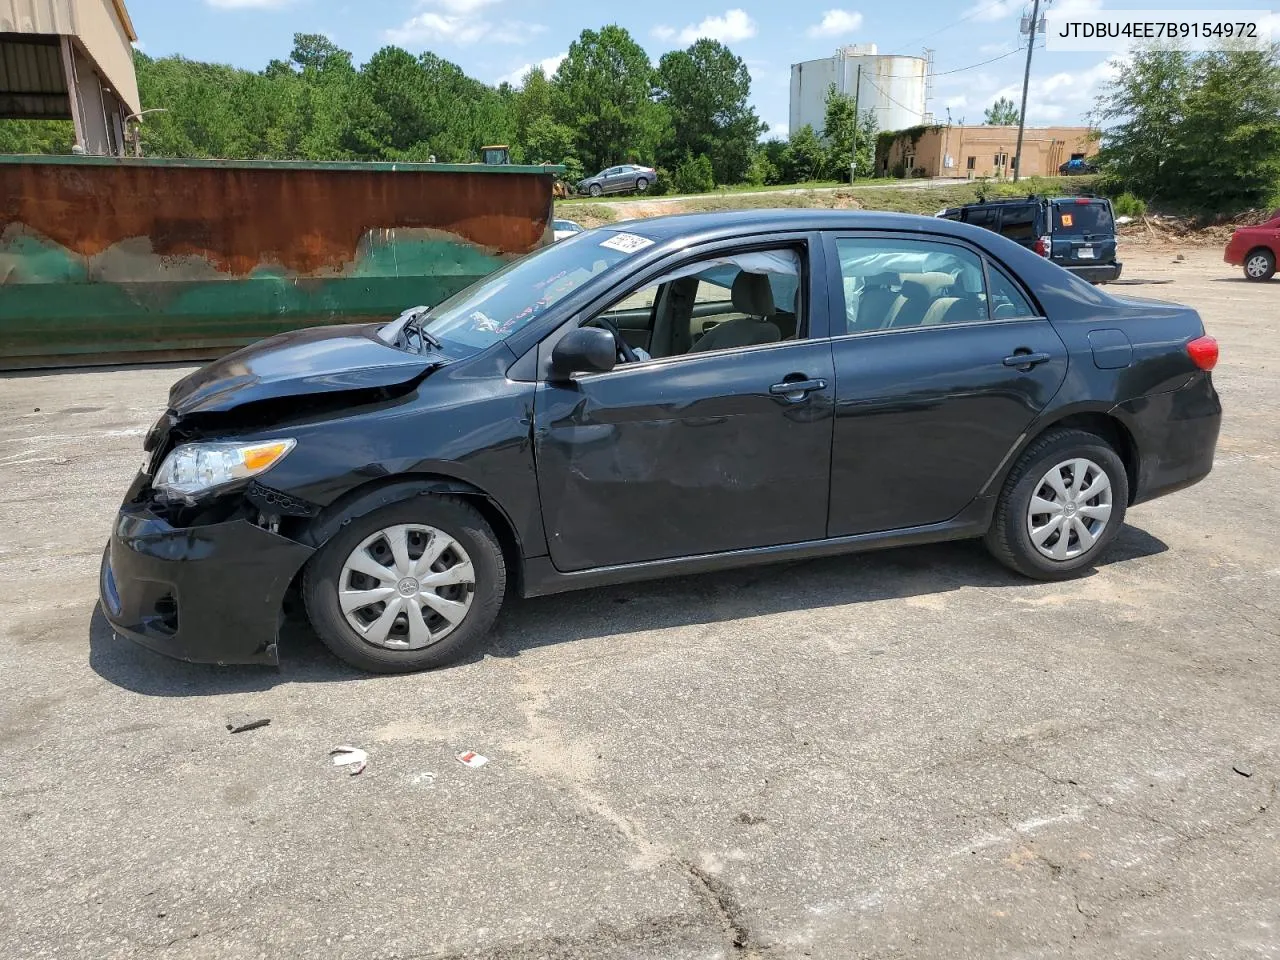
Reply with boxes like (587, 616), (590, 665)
(99, 499), (314, 666)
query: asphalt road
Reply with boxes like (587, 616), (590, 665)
(2, 247), (1277, 959)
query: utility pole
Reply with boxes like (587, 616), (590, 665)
(851, 63), (862, 185)
(1013, 0), (1042, 184)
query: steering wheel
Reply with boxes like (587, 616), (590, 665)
(593, 318), (640, 364)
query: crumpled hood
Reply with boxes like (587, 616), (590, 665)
(168, 323), (446, 416)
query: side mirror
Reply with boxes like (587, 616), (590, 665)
(550, 326), (616, 380)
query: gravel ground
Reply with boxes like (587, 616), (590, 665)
(2, 246), (1277, 960)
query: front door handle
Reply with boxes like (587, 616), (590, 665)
(769, 378), (827, 400)
(1003, 351), (1052, 370)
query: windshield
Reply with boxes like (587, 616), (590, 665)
(402, 231), (640, 352)
(1054, 201), (1114, 236)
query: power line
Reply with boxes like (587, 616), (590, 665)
(932, 45), (1026, 76)
(898, 0), (1019, 50)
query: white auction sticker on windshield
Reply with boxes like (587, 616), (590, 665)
(600, 232), (654, 254)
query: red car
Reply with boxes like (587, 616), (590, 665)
(1225, 211), (1280, 281)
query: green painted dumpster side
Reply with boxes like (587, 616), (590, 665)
(0, 156), (564, 369)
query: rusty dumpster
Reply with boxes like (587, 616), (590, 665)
(0, 155), (560, 370)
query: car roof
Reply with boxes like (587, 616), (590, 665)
(603, 208), (1005, 243)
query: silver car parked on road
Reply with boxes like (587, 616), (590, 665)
(577, 164), (658, 197)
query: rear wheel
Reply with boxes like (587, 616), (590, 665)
(1244, 248), (1275, 282)
(589, 183), (602, 197)
(303, 496), (505, 673)
(984, 428), (1128, 580)
(636, 177), (650, 193)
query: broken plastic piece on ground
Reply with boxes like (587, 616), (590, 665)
(330, 745), (368, 776)
(226, 718), (271, 734)
(456, 750), (488, 768)
(412, 771), (437, 787)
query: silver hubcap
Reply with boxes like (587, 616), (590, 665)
(1026, 458), (1114, 561)
(338, 524), (475, 650)
(1247, 254), (1270, 277)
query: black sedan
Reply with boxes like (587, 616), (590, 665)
(101, 210), (1222, 673)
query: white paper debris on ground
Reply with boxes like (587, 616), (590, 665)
(456, 750), (488, 768)
(330, 745), (368, 776)
(411, 772), (437, 787)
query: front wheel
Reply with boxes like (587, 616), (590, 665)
(589, 183), (602, 197)
(303, 496), (506, 673)
(1244, 248), (1275, 282)
(984, 429), (1129, 581)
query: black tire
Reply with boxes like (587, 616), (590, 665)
(589, 183), (602, 197)
(1243, 247), (1275, 282)
(636, 177), (649, 193)
(303, 496), (506, 673)
(984, 428), (1129, 581)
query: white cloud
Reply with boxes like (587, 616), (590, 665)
(131, 40), (145, 51)
(496, 52), (567, 87)
(386, 0), (541, 46)
(943, 94), (968, 109)
(762, 120), (788, 141)
(675, 9), (757, 45)
(807, 10), (863, 38)
(965, 0), (1100, 23)
(963, 0), (1020, 23)
(206, 0), (291, 7)
(651, 25), (676, 41)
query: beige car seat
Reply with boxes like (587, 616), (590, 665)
(688, 272), (782, 353)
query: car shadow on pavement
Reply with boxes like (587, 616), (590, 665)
(87, 605), (363, 696)
(479, 524), (1170, 665)
(88, 524), (1169, 689)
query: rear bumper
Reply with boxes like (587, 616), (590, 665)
(1114, 373), (1222, 506)
(1066, 261), (1122, 283)
(99, 503), (314, 666)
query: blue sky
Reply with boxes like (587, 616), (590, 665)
(124, 0), (1268, 138)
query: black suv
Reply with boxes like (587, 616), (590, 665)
(938, 195), (1121, 284)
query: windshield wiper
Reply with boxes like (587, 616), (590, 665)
(400, 308), (440, 349)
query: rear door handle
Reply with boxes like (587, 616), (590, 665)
(769, 378), (827, 399)
(1003, 351), (1052, 369)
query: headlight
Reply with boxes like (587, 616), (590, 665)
(153, 439), (296, 498)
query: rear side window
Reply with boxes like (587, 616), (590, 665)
(999, 205), (1038, 242)
(834, 236), (990, 333)
(1054, 201), (1114, 235)
(965, 207), (999, 229)
(987, 266), (1037, 319)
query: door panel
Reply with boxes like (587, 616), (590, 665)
(534, 341), (836, 571)
(823, 231), (1067, 537)
(828, 320), (1067, 535)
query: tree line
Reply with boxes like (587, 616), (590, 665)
(1096, 45), (1280, 213)
(0, 26), (877, 192)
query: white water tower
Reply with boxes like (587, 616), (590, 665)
(789, 44), (929, 137)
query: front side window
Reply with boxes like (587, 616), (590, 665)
(588, 247), (806, 362)
(835, 236), (992, 334)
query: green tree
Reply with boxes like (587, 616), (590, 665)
(781, 124), (826, 183)
(821, 84), (878, 180)
(655, 38), (764, 184)
(1095, 49), (1195, 202)
(553, 26), (662, 171)
(0, 119), (74, 154)
(1177, 45), (1280, 211)
(984, 96), (1020, 125)
(672, 152), (715, 193)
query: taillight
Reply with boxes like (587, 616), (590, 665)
(1187, 335), (1219, 371)
(1034, 236), (1050, 257)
